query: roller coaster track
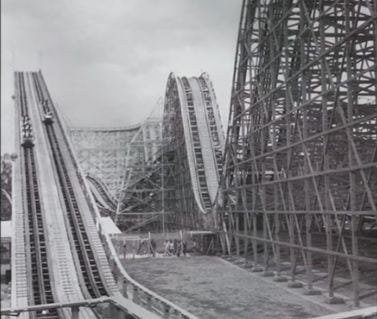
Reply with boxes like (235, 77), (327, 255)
(180, 77), (212, 211)
(163, 73), (225, 222)
(17, 72), (60, 319)
(12, 71), (208, 319)
(197, 76), (224, 178)
(68, 73), (224, 230)
(1, 188), (12, 205)
(31, 72), (108, 299)
(86, 175), (116, 212)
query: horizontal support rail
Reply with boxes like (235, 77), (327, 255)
(231, 232), (377, 264)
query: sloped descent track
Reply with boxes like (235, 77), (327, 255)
(163, 73), (225, 227)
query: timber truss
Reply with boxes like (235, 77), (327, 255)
(221, 0), (377, 306)
(69, 74), (226, 234)
(69, 124), (140, 198)
(115, 105), (167, 232)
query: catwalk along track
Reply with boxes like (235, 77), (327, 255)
(32, 72), (111, 299)
(17, 72), (58, 318)
(13, 71), (118, 319)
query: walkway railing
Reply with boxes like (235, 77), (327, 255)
(0, 296), (161, 319)
(312, 306), (377, 319)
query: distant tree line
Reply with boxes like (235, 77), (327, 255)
(1, 153), (16, 221)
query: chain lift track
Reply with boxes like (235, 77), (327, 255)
(17, 72), (61, 319)
(31, 72), (109, 299)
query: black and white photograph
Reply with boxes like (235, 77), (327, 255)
(1, 1), (377, 318)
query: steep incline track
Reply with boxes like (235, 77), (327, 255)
(163, 73), (225, 227)
(17, 72), (60, 319)
(31, 72), (109, 299)
(181, 77), (212, 211)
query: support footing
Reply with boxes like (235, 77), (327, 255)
(303, 289), (322, 296)
(287, 281), (304, 288)
(251, 267), (264, 272)
(262, 271), (275, 277)
(326, 296), (345, 305)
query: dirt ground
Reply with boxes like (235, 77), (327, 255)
(123, 255), (331, 319)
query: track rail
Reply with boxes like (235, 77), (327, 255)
(17, 72), (60, 319)
(198, 76), (223, 176)
(31, 73), (108, 299)
(86, 175), (116, 211)
(181, 77), (212, 210)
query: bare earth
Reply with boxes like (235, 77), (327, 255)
(123, 256), (331, 319)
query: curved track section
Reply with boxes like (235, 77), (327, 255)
(163, 73), (225, 227)
(86, 174), (117, 213)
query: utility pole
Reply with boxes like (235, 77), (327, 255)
(161, 120), (165, 235)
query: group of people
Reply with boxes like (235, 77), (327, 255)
(164, 239), (187, 257)
(120, 238), (188, 259)
(121, 238), (157, 259)
(22, 116), (33, 139)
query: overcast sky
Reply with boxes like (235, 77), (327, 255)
(1, 0), (242, 153)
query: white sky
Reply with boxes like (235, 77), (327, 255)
(1, 0), (242, 153)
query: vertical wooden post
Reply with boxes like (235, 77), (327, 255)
(71, 306), (79, 319)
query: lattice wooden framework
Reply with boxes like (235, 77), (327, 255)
(115, 110), (166, 231)
(221, 0), (377, 306)
(69, 125), (140, 198)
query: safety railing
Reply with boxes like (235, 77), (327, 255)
(1, 296), (161, 319)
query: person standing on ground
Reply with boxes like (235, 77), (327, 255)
(182, 241), (187, 256)
(176, 240), (181, 257)
(150, 239), (157, 257)
(123, 242), (127, 259)
(169, 240), (174, 255)
(173, 239), (178, 256)
(164, 240), (170, 256)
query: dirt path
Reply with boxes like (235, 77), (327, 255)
(123, 255), (331, 319)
